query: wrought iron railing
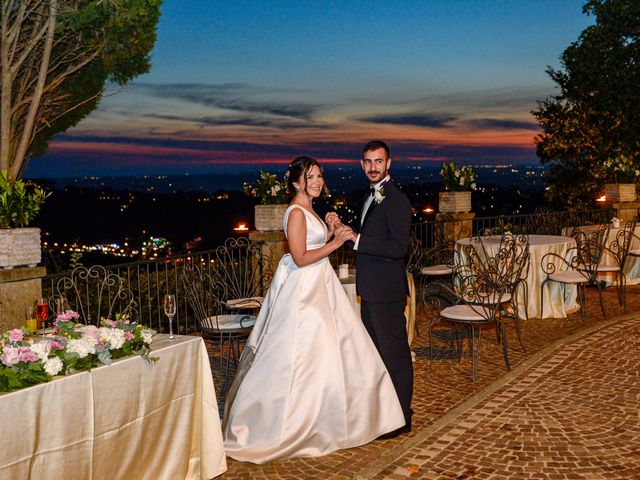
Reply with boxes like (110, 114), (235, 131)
(43, 208), (615, 334)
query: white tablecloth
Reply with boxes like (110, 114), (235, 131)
(0, 334), (227, 479)
(339, 269), (417, 345)
(562, 224), (640, 285)
(456, 235), (579, 319)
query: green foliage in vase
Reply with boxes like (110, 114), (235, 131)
(0, 171), (51, 228)
(243, 171), (289, 205)
(532, 0), (640, 209)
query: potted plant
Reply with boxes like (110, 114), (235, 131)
(0, 171), (50, 269)
(439, 162), (477, 213)
(243, 171), (289, 231)
(601, 154), (639, 203)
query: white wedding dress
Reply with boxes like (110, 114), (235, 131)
(223, 205), (405, 464)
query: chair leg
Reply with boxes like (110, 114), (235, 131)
(469, 324), (478, 382)
(594, 280), (607, 318)
(540, 278), (548, 319)
(500, 321), (511, 371)
(578, 283), (587, 322)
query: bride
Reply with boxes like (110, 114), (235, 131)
(223, 156), (405, 464)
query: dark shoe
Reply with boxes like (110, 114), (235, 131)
(377, 419), (412, 440)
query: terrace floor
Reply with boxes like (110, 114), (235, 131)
(213, 282), (640, 479)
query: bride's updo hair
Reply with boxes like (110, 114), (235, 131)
(285, 156), (330, 197)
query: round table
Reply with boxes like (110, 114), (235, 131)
(456, 235), (579, 319)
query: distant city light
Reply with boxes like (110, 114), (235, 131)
(423, 207), (434, 213)
(234, 223), (249, 232)
(596, 194), (606, 202)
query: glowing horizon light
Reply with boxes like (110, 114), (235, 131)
(234, 223), (249, 232)
(596, 194), (606, 202)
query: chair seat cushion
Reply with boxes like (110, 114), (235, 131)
(441, 304), (494, 322)
(203, 314), (256, 331)
(549, 270), (588, 283)
(460, 292), (512, 305)
(421, 264), (452, 276)
(224, 297), (264, 309)
(595, 265), (620, 273)
(628, 248), (640, 256)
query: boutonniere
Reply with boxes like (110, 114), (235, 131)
(374, 187), (385, 204)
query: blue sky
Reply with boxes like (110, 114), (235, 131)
(26, 0), (594, 178)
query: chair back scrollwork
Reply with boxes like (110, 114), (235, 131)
(54, 265), (136, 325)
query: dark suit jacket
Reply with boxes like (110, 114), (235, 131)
(355, 180), (412, 302)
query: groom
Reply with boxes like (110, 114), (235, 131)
(350, 140), (413, 436)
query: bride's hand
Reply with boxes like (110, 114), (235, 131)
(325, 212), (342, 233)
(333, 225), (353, 245)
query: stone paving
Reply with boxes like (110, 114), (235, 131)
(214, 283), (640, 479)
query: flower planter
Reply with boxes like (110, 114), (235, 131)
(0, 228), (41, 269)
(439, 191), (471, 213)
(254, 204), (288, 231)
(604, 183), (636, 203)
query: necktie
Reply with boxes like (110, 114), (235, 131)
(370, 187), (375, 196)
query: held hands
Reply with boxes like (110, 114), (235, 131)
(325, 211), (343, 231)
(333, 225), (354, 245)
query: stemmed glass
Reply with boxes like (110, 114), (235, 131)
(163, 294), (176, 340)
(36, 297), (48, 338)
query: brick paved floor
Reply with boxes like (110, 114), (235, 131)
(212, 283), (640, 479)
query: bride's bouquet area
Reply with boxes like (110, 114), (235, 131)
(0, 310), (156, 393)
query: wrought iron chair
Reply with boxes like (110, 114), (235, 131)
(540, 224), (610, 321)
(181, 262), (257, 398)
(52, 265), (136, 325)
(601, 217), (637, 312)
(419, 213), (469, 306)
(211, 237), (272, 314)
(429, 235), (521, 381)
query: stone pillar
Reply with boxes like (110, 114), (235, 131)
(0, 266), (47, 329)
(436, 212), (475, 243)
(611, 202), (640, 222)
(249, 230), (288, 276)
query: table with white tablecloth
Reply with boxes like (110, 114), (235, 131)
(456, 235), (579, 319)
(338, 269), (417, 345)
(0, 334), (227, 479)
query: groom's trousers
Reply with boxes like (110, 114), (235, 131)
(360, 300), (413, 422)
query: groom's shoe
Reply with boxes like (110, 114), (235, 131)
(378, 417), (411, 440)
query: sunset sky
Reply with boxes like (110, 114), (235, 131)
(26, 1), (594, 178)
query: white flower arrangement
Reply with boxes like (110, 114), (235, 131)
(0, 310), (156, 393)
(440, 162), (478, 192)
(374, 187), (385, 204)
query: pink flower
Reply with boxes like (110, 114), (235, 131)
(1, 346), (19, 366)
(8, 328), (23, 343)
(57, 309), (80, 322)
(80, 325), (100, 343)
(107, 319), (117, 328)
(18, 346), (39, 363)
(50, 340), (64, 351)
(124, 331), (134, 341)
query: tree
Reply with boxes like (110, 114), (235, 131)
(532, 0), (640, 209)
(0, 0), (162, 181)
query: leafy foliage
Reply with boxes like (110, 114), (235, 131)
(440, 162), (478, 192)
(243, 171), (289, 205)
(532, 0), (640, 209)
(0, 170), (51, 228)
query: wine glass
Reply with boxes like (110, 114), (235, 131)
(36, 297), (48, 337)
(163, 294), (176, 340)
(25, 305), (37, 334)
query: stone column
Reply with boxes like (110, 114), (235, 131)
(611, 202), (640, 222)
(0, 266), (47, 329)
(436, 212), (475, 243)
(248, 230), (288, 276)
